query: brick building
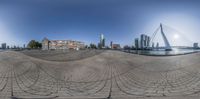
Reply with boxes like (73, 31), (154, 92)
(42, 37), (85, 50)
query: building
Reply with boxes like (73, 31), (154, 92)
(152, 42), (155, 49)
(23, 44), (26, 49)
(140, 34), (150, 49)
(156, 42), (159, 49)
(99, 34), (105, 48)
(123, 45), (130, 50)
(134, 34), (150, 50)
(112, 44), (121, 49)
(193, 43), (199, 49)
(110, 41), (113, 48)
(1, 43), (6, 49)
(135, 38), (139, 50)
(42, 38), (50, 50)
(144, 35), (148, 47)
(14, 45), (17, 49)
(140, 34), (145, 49)
(147, 36), (150, 47)
(110, 41), (121, 49)
(42, 37), (85, 50)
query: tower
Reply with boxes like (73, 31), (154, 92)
(160, 23), (172, 51)
(135, 38), (139, 50)
(100, 34), (105, 48)
(151, 23), (172, 51)
(140, 34), (145, 49)
(110, 41), (113, 49)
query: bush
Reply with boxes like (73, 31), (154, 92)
(27, 40), (42, 49)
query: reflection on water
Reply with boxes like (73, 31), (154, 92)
(123, 48), (200, 56)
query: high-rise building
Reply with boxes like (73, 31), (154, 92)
(140, 34), (151, 49)
(100, 34), (105, 48)
(135, 38), (139, 50)
(1, 43), (6, 49)
(152, 42), (155, 48)
(147, 36), (150, 47)
(110, 41), (113, 48)
(156, 42), (159, 49)
(144, 35), (148, 47)
(23, 44), (26, 48)
(193, 43), (199, 49)
(140, 34), (145, 49)
(14, 45), (17, 49)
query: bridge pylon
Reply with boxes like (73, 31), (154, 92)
(151, 23), (172, 51)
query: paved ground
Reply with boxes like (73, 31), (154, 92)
(0, 50), (200, 99)
(21, 50), (104, 62)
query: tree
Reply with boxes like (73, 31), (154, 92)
(90, 43), (97, 49)
(123, 45), (131, 50)
(27, 40), (42, 49)
(85, 45), (88, 48)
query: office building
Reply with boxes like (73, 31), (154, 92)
(112, 44), (121, 49)
(1, 43), (6, 49)
(140, 34), (145, 49)
(144, 35), (148, 47)
(147, 36), (150, 47)
(156, 42), (159, 49)
(23, 44), (26, 48)
(193, 43), (199, 49)
(99, 34), (105, 48)
(110, 41), (113, 48)
(140, 34), (151, 49)
(152, 42), (155, 48)
(135, 38), (139, 50)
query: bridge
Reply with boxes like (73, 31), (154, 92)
(150, 23), (193, 51)
(151, 23), (172, 51)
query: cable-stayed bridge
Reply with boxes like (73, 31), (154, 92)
(150, 23), (193, 50)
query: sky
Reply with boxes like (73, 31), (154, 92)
(0, 0), (200, 47)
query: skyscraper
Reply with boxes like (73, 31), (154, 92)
(23, 44), (26, 49)
(140, 34), (151, 49)
(110, 41), (113, 48)
(152, 42), (155, 49)
(193, 43), (199, 49)
(144, 35), (148, 47)
(100, 34), (105, 48)
(1, 43), (6, 49)
(147, 36), (150, 47)
(156, 42), (159, 49)
(140, 34), (145, 49)
(135, 38), (139, 50)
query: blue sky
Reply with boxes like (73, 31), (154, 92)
(0, 0), (200, 47)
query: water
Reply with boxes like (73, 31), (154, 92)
(0, 49), (12, 52)
(123, 48), (200, 56)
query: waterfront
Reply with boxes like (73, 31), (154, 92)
(123, 48), (200, 56)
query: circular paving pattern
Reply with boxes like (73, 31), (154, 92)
(0, 50), (200, 99)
